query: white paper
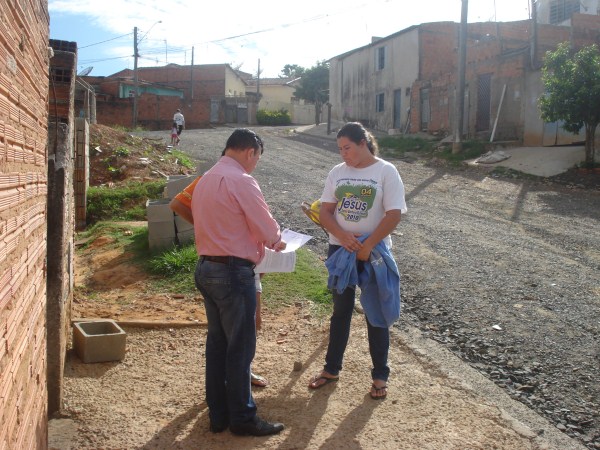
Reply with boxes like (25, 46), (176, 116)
(280, 229), (312, 253)
(254, 229), (313, 273)
(255, 248), (296, 273)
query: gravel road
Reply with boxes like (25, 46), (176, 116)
(171, 125), (600, 449)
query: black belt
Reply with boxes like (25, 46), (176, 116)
(201, 255), (255, 267)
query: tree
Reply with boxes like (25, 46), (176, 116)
(280, 64), (304, 78)
(539, 42), (600, 166)
(293, 61), (329, 104)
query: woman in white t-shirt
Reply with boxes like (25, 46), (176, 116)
(308, 122), (407, 400)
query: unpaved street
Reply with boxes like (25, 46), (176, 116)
(181, 126), (600, 449)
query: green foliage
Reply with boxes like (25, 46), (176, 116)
(256, 108), (292, 126)
(293, 61), (329, 103)
(148, 245), (198, 275)
(540, 42), (600, 165)
(435, 140), (488, 166)
(280, 64), (305, 78)
(378, 136), (436, 158)
(170, 149), (195, 169)
(86, 180), (166, 224)
(115, 146), (130, 157)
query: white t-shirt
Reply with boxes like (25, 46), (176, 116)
(173, 112), (185, 126)
(320, 158), (407, 247)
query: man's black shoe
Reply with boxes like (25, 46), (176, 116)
(209, 421), (228, 433)
(230, 416), (284, 436)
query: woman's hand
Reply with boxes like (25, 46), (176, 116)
(338, 231), (363, 253)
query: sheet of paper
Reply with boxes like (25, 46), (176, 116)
(255, 248), (296, 273)
(281, 228), (312, 253)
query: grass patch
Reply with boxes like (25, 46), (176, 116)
(378, 135), (436, 159)
(262, 248), (331, 316)
(434, 140), (488, 166)
(86, 180), (165, 224)
(170, 149), (195, 169)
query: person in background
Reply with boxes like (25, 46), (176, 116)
(308, 122), (407, 400)
(191, 128), (285, 436)
(169, 176), (269, 388)
(173, 109), (185, 143)
(170, 122), (179, 146)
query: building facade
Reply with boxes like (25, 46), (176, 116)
(84, 64), (256, 130)
(329, 13), (600, 146)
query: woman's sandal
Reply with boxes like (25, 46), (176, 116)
(308, 374), (339, 389)
(251, 373), (268, 388)
(370, 383), (388, 400)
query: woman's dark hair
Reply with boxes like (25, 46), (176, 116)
(336, 122), (379, 155)
(224, 128), (264, 155)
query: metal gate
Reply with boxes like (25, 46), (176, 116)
(476, 73), (492, 131)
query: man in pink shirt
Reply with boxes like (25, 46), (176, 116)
(191, 128), (286, 437)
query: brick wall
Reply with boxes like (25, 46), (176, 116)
(90, 64), (247, 130)
(0, 0), (50, 448)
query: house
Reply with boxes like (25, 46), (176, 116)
(329, 1), (600, 146)
(245, 76), (316, 125)
(83, 63), (257, 130)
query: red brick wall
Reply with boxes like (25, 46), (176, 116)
(410, 20), (574, 140)
(92, 65), (237, 130)
(0, 0), (50, 448)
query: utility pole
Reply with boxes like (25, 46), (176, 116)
(191, 46), (194, 100)
(133, 26), (139, 128)
(452, 0), (468, 154)
(530, 0), (538, 69)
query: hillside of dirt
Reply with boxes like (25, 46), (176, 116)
(89, 124), (195, 186)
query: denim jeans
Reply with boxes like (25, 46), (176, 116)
(194, 257), (257, 426)
(323, 245), (390, 382)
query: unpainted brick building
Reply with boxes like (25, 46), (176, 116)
(83, 63), (258, 131)
(0, 0), (50, 447)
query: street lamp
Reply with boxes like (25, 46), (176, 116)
(133, 21), (162, 127)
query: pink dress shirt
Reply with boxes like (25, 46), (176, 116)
(191, 156), (281, 264)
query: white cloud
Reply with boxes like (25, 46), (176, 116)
(50, 0), (531, 77)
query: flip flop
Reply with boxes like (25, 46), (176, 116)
(370, 383), (388, 400)
(308, 375), (339, 390)
(251, 373), (268, 388)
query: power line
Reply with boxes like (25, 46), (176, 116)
(78, 32), (133, 49)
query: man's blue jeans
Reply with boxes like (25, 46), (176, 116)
(323, 245), (390, 382)
(194, 257), (257, 426)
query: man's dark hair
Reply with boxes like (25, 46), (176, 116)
(224, 128), (264, 155)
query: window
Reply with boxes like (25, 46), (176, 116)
(376, 46), (385, 71)
(376, 93), (385, 112)
(549, 0), (580, 24)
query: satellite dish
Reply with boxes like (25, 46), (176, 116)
(78, 66), (94, 76)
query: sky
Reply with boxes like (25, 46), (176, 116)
(49, 0), (532, 78)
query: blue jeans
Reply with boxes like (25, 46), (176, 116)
(323, 245), (390, 381)
(194, 257), (257, 426)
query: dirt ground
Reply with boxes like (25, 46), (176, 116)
(51, 234), (575, 449)
(48, 125), (597, 449)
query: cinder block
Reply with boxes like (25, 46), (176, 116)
(148, 219), (176, 239)
(73, 320), (126, 363)
(174, 215), (194, 232)
(149, 236), (176, 251)
(146, 198), (174, 222)
(165, 175), (196, 199)
(177, 228), (195, 246)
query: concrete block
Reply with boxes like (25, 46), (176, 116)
(165, 175), (196, 199)
(73, 320), (126, 363)
(148, 219), (176, 238)
(177, 228), (195, 246)
(174, 215), (194, 233)
(146, 199), (174, 222)
(149, 236), (176, 251)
